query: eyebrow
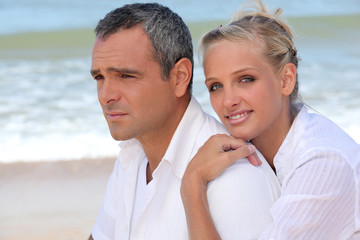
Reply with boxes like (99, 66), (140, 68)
(205, 67), (259, 83)
(90, 67), (143, 77)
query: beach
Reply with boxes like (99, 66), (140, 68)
(0, 1), (359, 239)
(0, 157), (116, 240)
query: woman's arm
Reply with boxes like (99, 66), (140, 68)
(181, 134), (261, 239)
(181, 171), (221, 240)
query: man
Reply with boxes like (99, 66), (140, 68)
(89, 3), (280, 239)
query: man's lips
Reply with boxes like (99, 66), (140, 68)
(225, 110), (253, 125)
(105, 111), (128, 121)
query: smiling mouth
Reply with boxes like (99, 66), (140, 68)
(227, 111), (252, 120)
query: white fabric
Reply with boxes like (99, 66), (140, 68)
(208, 155), (280, 240)
(92, 97), (280, 240)
(260, 106), (360, 240)
(130, 158), (155, 235)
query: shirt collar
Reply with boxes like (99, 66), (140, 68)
(274, 104), (306, 184)
(162, 96), (206, 179)
(118, 138), (144, 168)
(117, 96), (206, 179)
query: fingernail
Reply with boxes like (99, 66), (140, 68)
(248, 145), (255, 153)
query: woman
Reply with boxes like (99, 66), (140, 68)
(181, 1), (360, 239)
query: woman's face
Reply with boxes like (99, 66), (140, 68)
(203, 39), (287, 142)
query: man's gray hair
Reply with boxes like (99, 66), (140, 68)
(95, 3), (194, 89)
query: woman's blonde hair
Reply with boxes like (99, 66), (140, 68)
(200, 0), (300, 106)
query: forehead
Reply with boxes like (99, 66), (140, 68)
(203, 38), (277, 78)
(204, 38), (264, 65)
(91, 26), (156, 69)
(207, 36), (264, 54)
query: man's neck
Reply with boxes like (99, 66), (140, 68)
(138, 96), (191, 182)
(142, 130), (175, 182)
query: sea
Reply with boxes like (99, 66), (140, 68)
(0, 0), (359, 163)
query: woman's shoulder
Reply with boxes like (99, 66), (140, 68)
(290, 106), (359, 160)
(275, 106), (360, 182)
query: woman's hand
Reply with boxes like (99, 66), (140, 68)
(183, 134), (261, 185)
(180, 134), (261, 240)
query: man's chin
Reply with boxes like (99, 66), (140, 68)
(109, 130), (134, 141)
(110, 134), (128, 141)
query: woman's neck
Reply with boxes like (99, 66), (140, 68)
(251, 107), (294, 171)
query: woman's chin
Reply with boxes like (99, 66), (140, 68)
(229, 131), (253, 142)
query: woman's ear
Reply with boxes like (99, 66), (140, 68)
(281, 63), (297, 96)
(170, 58), (192, 98)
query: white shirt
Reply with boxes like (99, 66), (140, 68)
(92, 97), (280, 240)
(130, 158), (155, 234)
(260, 106), (360, 240)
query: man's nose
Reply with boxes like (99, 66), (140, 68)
(98, 78), (121, 105)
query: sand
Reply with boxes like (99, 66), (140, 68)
(0, 157), (116, 240)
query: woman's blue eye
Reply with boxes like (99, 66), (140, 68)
(241, 76), (255, 83)
(210, 84), (222, 91)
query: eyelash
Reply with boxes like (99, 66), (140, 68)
(209, 83), (222, 92)
(208, 76), (255, 92)
(93, 73), (135, 81)
(93, 75), (104, 81)
(240, 76), (255, 83)
(121, 74), (135, 78)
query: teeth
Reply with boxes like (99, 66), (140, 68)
(229, 112), (248, 119)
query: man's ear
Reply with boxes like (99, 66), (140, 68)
(170, 58), (192, 98)
(281, 63), (297, 96)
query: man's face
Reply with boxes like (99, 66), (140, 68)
(91, 26), (178, 142)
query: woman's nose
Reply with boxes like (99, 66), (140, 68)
(223, 86), (241, 109)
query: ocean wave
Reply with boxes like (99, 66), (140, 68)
(0, 7), (359, 163)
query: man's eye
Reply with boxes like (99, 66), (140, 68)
(121, 74), (135, 79)
(94, 75), (104, 81)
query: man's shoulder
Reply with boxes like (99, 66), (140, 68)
(206, 160), (280, 237)
(193, 112), (227, 149)
(201, 112), (227, 135)
(187, 97), (226, 134)
(209, 160), (279, 191)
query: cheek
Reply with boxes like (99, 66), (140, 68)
(251, 82), (276, 104)
(210, 94), (222, 115)
(96, 83), (102, 97)
(254, 88), (282, 121)
(142, 83), (174, 112)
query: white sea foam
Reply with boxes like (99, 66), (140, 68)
(0, 1), (359, 163)
(1, 48), (359, 163)
(0, 132), (120, 163)
(0, 59), (116, 162)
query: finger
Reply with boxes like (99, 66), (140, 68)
(217, 136), (262, 167)
(220, 137), (246, 152)
(247, 152), (262, 166)
(226, 145), (262, 166)
(222, 144), (256, 166)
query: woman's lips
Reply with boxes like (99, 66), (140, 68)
(225, 110), (253, 125)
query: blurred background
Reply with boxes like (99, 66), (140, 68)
(1, 0), (359, 163)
